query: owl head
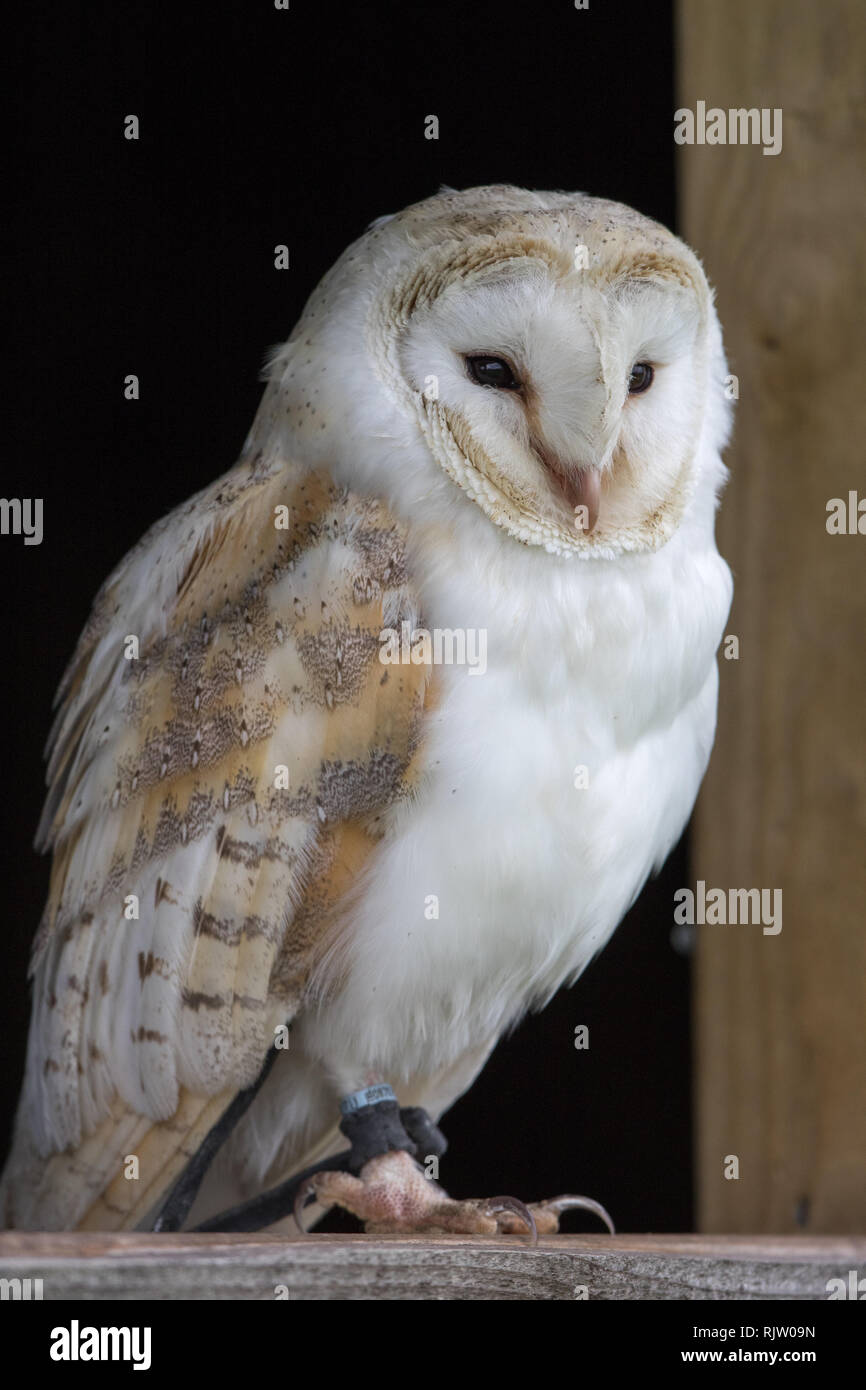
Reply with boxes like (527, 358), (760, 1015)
(254, 185), (730, 560)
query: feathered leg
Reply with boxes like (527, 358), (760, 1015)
(194, 1085), (615, 1240)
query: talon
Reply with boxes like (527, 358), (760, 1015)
(483, 1194), (539, 1245)
(537, 1194), (616, 1235)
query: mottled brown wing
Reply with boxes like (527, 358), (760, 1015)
(1, 451), (429, 1229)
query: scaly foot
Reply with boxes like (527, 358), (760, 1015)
(295, 1149), (615, 1242)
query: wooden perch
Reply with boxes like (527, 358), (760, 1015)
(1, 1232), (863, 1300)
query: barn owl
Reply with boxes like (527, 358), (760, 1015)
(1, 185), (733, 1235)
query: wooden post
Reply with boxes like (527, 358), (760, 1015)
(677, 0), (866, 1232)
(0, 1232), (863, 1300)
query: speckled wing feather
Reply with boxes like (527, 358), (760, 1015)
(1, 450), (429, 1229)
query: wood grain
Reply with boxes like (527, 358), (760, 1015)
(677, 0), (866, 1232)
(1, 1233), (863, 1300)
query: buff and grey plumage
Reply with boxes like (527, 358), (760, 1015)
(1, 185), (732, 1230)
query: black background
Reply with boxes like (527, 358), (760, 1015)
(3, 2), (692, 1232)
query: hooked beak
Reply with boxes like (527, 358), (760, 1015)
(561, 466), (601, 534)
(544, 461), (601, 533)
(530, 434), (603, 533)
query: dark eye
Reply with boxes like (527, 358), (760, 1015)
(628, 362), (654, 394)
(465, 355), (520, 390)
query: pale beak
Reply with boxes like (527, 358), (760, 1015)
(548, 465), (601, 533)
(531, 435), (603, 533)
(566, 467), (601, 534)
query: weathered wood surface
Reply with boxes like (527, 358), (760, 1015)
(678, 0), (866, 1233)
(0, 1233), (863, 1300)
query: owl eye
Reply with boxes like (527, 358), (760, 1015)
(465, 355), (521, 390)
(628, 362), (654, 394)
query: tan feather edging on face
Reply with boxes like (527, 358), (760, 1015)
(366, 221), (710, 561)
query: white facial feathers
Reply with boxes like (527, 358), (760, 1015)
(259, 184), (728, 559)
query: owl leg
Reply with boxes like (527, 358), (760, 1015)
(190, 1088), (442, 1232)
(295, 1148), (543, 1238)
(192, 1085), (614, 1237)
(292, 1086), (615, 1240)
(294, 1150), (615, 1239)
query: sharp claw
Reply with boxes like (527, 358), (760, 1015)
(539, 1194), (616, 1235)
(483, 1195), (539, 1246)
